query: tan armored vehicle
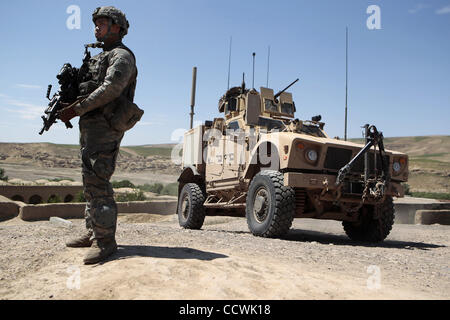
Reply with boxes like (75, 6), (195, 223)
(177, 78), (409, 242)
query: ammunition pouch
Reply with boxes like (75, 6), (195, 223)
(79, 80), (99, 96)
(103, 95), (144, 132)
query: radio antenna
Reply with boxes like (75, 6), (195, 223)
(227, 36), (232, 90)
(252, 52), (256, 89)
(190, 66), (197, 129)
(266, 45), (270, 87)
(344, 27), (349, 141)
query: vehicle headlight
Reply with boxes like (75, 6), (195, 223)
(393, 162), (401, 173)
(306, 149), (318, 162)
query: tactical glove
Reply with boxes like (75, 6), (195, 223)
(58, 105), (77, 122)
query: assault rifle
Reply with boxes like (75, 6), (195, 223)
(39, 63), (79, 135)
(39, 42), (102, 135)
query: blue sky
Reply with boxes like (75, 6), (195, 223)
(0, 0), (449, 146)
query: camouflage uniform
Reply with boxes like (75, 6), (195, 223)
(73, 12), (137, 242)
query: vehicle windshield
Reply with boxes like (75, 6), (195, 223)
(258, 116), (284, 131)
(298, 124), (326, 138)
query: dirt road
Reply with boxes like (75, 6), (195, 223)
(0, 214), (448, 300)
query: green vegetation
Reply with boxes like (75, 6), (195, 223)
(160, 183), (178, 196)
(137, 182), (178, 196)
(413, 136), (428, 142)
(409, 159), (449, 171)
(410, 192), (450, 201)
(123, 146), (175, 158)
(402, 183), (411, 195)
(138, 183), (164, 194)
(73, 188), (148, 202)
(410, 159), (448, 165)
(412, 153), (449, 159)
(75, 190), (86, 203)
(0, 168), (8, 181)
(111, 180), (136, 188)
(47, 195), (62, 203)
(403, 182), (450, 200)
(72, 181), (178, 203)
(116, 190), (147, 202)
(48, 177), (75, 182)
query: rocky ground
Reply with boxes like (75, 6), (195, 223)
(0, 143), (182, 178)
(0, 214), (448, 300)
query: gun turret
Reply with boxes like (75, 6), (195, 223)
(274, 78), (299, 100)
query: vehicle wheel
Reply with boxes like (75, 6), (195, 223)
(246, 170), (295, 238)
(342, 196), (395, 242)
(177, 183), (206, 229)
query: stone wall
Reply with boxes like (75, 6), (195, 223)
(0, 185), (82, 204)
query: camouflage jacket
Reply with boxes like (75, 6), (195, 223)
(74, 40), (137, 117)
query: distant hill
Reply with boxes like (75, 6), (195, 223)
(0, 136), (449, 195)
(351, 135), (450, 195)
(350, 135), (450, 161)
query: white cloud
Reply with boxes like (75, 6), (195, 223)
(408, 4), (429, 14)
(4, 99), (44, 120)
(436, 5), (450, 14)
(137, 121), (164, 126)
(15, 84), (43, 89)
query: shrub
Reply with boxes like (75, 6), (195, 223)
(74, 190), (86, 203)
(0, 168), (8, 181)
(137, 183), (164, 194)
(402, 183), (411, 195)
(47, 195), (62, 203)
(116, 190), (147, 202)
(111, 180), (135, 188)
(410, 192), (450, 201)
(48, 177), (74, 182)
(161, 183), (178, 196)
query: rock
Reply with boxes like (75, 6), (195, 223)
(49, 217), (73, 228)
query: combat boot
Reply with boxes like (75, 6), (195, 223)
(66, 231), (93, 248)
(83, 238), (117, 265)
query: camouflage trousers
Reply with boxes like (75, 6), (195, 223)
(79, 112), (124, 240)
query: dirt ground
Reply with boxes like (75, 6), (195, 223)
(0, 214), (448, 300)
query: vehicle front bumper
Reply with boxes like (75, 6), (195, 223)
(283, 172), (404, 197)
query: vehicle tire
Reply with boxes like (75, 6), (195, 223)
(177, 183), (206, 229)
(246, 170), (295, 238)
(342, 196), (395, 242)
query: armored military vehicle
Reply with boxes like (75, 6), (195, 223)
(177, 77), (408, 242)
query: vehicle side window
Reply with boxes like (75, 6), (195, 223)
(226, 98), (237, 115)
(227, 121), (240, 131)
(264, 99), (278, 112)
(281, 102), (294, 115)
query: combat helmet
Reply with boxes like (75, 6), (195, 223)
(92, 6), (129, 37)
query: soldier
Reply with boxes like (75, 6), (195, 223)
(59, 6), (139, 264)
